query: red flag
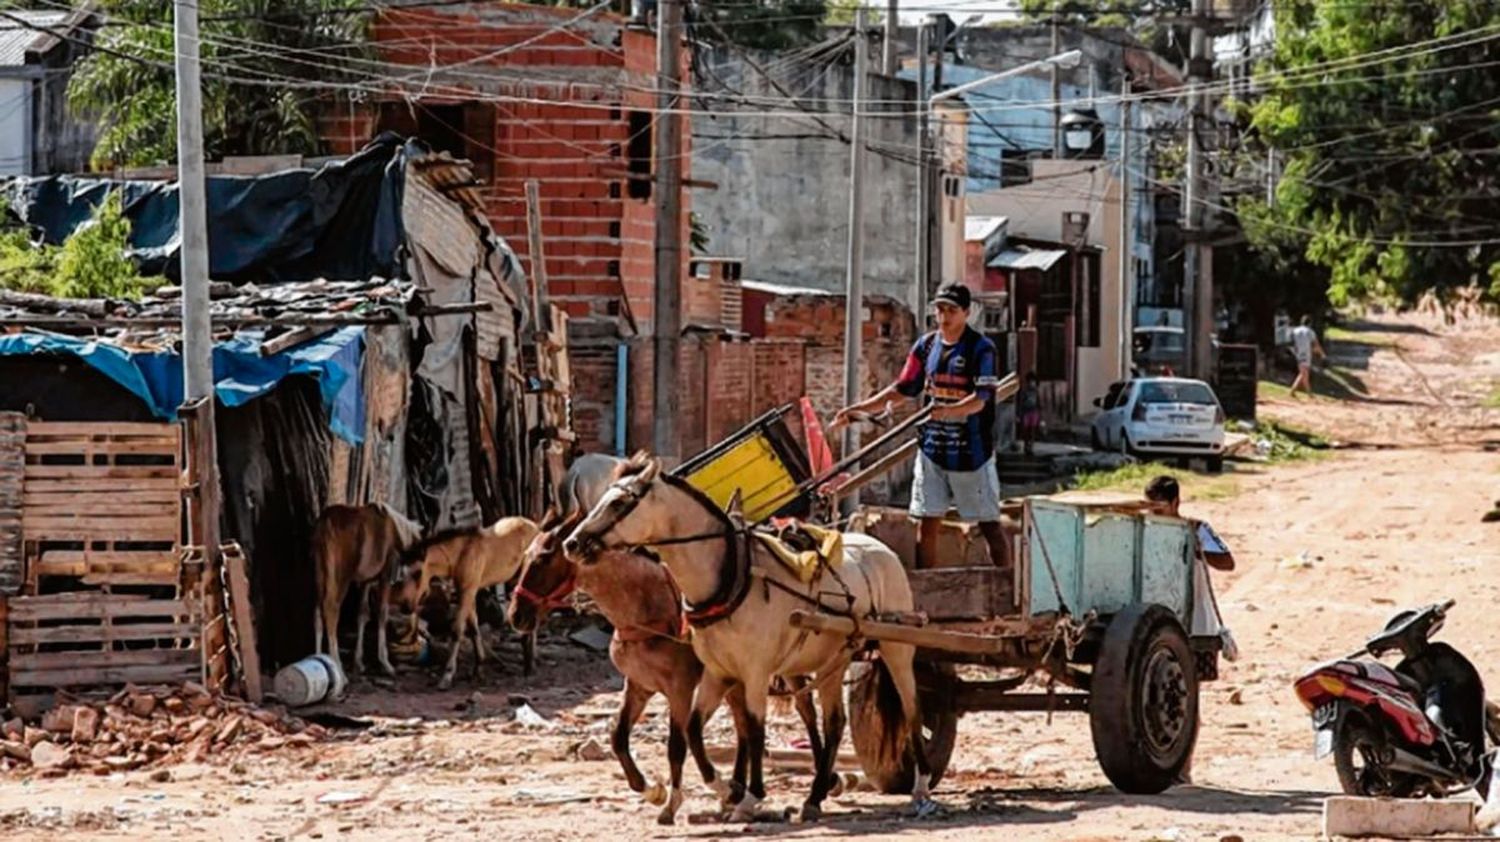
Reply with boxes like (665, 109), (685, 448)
(800, 396), (835, 475)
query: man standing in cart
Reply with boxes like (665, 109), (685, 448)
(832, 282), (1019, 584)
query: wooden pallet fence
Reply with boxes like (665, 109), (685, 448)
(7, 592), (201, 696)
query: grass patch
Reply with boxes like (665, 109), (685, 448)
(1242, 418), (1332, 462)
(1484, 385), (1500, 409)
(1070, 463), (1240, 501)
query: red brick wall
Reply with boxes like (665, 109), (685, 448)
(569, 344), (619, 454)
(705, 339), (752, 444)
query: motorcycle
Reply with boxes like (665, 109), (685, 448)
(1294, 599), (1500, 798)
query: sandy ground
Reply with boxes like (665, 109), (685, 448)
(3, 314), (1499, 841)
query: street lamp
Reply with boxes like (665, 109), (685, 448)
(919, 49), (1085, 315)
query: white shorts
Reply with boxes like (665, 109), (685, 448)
(910, 451), (1001, 522)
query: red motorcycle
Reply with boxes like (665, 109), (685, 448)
(1294, 600), (1497, 798)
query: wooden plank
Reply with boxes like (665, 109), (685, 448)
(222, 543), (262, 703)
(11, 648), (199, 672)
(26, 503), (178, 518)
(36, 551), (179, 569)
(788, 610), (1011, 655)
(9, 621), (200, 646)
(910, 567), (1009, 620)
(0, 413), (23, 597)
(25, 440), (180, 455)
(22, 522), (179, 542)
(10, 595), (190, 622)
(25, 422), (177, 438)
(24, 465), (178, 480)
(11, 662), (200, 689)
(26, 489), (180, 506)
(21, 478), (179, 493)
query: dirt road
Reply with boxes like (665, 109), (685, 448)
(3, 315), (1498, 841)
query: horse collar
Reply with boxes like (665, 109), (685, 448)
(681, 525), (753, 629)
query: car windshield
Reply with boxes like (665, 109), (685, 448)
(1137, 381), (1216, 405)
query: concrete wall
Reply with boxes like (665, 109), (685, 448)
(692, 48), (919, 304)
(969, 160), (1128, 416)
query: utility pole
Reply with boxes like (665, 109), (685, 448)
(1051, 11), (1062, 158)
(174, 0), (220, 556)
(842, 8), (869, 488)
(926, 13), (947, 305)
(914, 21), (930, 320)
(651, 0), (684, 463)
(883, 0), (899, 76)
(1184, 0), (1212, 379)
(1118, 76), (1133, 381)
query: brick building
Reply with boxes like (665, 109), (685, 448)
(316, 2), (692, 453)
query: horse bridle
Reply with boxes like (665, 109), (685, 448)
(513, 562), (578, 612)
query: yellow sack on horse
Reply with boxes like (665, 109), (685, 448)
(753, 522), (843, 583)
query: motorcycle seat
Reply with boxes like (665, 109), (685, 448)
(1392, 670), (1424, 695)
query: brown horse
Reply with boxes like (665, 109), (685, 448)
(312, 502), (426, 679)
(395, 516), (540, 690)
(509, 509), (826, 824)
(564, 455), (933, 823)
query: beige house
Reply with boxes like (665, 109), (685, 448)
(968, 159), (1130, 419)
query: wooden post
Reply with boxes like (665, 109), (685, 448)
(524, 180), (552, 335)
(221, 542), (261, 703)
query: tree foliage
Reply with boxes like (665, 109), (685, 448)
(69, 0), (369, 170)
(1015, 0), (1188, 29)
(0, 194), (163, 299)
(1243, 0), (1500, 306)
(694, 0), (828, 50)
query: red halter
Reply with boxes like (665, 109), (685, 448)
(513, 564), (579, 612)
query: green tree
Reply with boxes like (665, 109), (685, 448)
(1014, 0), (1188, 29)
(69, 0), (369, 170)
(1245, 0), (1500, 305)
(694, 0), (828, 50)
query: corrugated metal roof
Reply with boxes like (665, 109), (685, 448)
(989, 247), (1068, 271)
(0, 11), (68, 67)
(964, 215), (1007, 243)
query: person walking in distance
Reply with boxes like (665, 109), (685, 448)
(1288, 315), (1325, 398)
(1017, 372), (1042, 456)
(833, 283), (1019, 591)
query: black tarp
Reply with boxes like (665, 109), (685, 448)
(2, 133), (417, 284)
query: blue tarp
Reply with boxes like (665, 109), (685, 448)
(0, 327), (366, 443)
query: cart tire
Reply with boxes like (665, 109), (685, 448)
(846, 660), (958, 794)
(1089, 604), (1199, 794)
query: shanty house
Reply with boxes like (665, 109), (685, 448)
(0, 136), (565, 706)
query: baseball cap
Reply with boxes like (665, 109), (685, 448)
(933, 283), (972, 310)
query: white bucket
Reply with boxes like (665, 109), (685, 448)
(274, 654), (347, 707)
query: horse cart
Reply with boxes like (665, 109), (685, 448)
(665, 402), (1217, 796)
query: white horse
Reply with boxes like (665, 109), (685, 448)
(559, 453), (624, 516)
(563, 454), (935, 823)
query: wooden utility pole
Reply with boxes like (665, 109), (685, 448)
(1118, 77), (1133, 381)
(651, 0), (684, 463)
(1184, 0), (1213, 379)
(841, 8), (869, 509)
(926, 13), (947, 301)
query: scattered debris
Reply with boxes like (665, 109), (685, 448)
(316, 791), (368, 806)
(0, 683), (326, 777)
(1227, 687), (1245, 706)
(512, 704), (553, 730)
(574, 738), (611, 762)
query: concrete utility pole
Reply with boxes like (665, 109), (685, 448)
(925, 13), (946, 306)
(883, 0), (899, 76)
(175, 0), (211, 403)
(1118, 76), (1133, 381)
(1051, 12), (1062, 158)
(914, 21), (930, 320)
(1184, 0), (1213, 380)
(842, 9), (869, 480)
(173, 0), (221, 562)
(651, 0), (684, 463)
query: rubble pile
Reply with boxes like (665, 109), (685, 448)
(0, 682), (327, 776)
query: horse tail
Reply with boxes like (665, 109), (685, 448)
(865, 657), (909, 768)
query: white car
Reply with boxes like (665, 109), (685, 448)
(1091, 377), (1227, 471)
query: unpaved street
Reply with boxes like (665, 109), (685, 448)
(2, 314), (1498, 841)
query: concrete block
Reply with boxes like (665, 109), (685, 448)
(1322, 796), (1475, 839)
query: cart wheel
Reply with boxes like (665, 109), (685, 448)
(1089, 604), (1199, 794)
(847, 660), (958, 794)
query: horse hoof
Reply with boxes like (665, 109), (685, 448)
(708, 778), (733, 807)
(437, 676), (454, 691)
(798, 802), (821, 823)
(643, 781), (668, 806)
(827, 774), (844, 798)
(729, 794), (761, 824)
(655, 788), (684, 825)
